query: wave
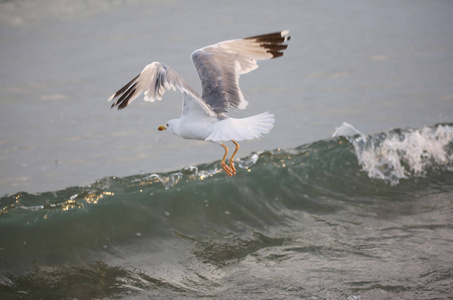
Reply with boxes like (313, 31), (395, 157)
(2, 122), (452, 224)
(334, 122), (453, 185)
(0, 123), (452, 298)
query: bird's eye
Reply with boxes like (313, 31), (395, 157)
(166, 123), (169, 127)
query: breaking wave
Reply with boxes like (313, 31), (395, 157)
(1, 123), (452, 299)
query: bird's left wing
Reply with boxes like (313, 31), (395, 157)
(108, 62), (216, 117)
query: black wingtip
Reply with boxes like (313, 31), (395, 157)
(245, 30), (291, 59)
(109, 74), (140, 110)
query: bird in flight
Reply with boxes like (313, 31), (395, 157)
(108, 30), (291, 176)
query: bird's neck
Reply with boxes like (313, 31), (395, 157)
(169, 119), (182, 137)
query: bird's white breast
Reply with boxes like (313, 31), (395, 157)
(178, 115), (217, 140)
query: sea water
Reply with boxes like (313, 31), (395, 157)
(1, 123), (453, 299)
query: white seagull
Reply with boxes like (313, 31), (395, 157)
(108, 30), (291, 176)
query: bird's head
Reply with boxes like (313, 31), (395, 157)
(158, 119), (180, 135)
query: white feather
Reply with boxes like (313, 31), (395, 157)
(205, 112), (275, 142)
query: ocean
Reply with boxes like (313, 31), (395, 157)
(1, 1), (453, 299)
(1, 123), (453, 299)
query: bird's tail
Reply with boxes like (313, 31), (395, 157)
(206, 112), (275, 142)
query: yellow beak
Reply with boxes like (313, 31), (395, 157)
(158, 125), (166, 131)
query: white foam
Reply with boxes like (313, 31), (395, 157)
(145, 172), (183, 190)
(332, 122), (363, 137)
(339, 124), (453, 185)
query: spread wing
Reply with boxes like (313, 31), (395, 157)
(190, 30), (291, 114)
(108, 62), (216, 117)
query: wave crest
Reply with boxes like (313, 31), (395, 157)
(334, 123), (453, 185)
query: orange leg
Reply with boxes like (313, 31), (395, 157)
(229, 140), (240, 176)
(220, 143), (234, 177)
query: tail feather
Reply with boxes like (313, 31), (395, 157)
(206, 112), (275, 142)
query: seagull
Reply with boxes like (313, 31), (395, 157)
(108, 30), (291, 176)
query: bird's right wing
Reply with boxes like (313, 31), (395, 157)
(191, 30), (291, 114)
(108, 62), (216, 117)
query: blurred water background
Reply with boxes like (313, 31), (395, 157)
(1, 0), (452, 195)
